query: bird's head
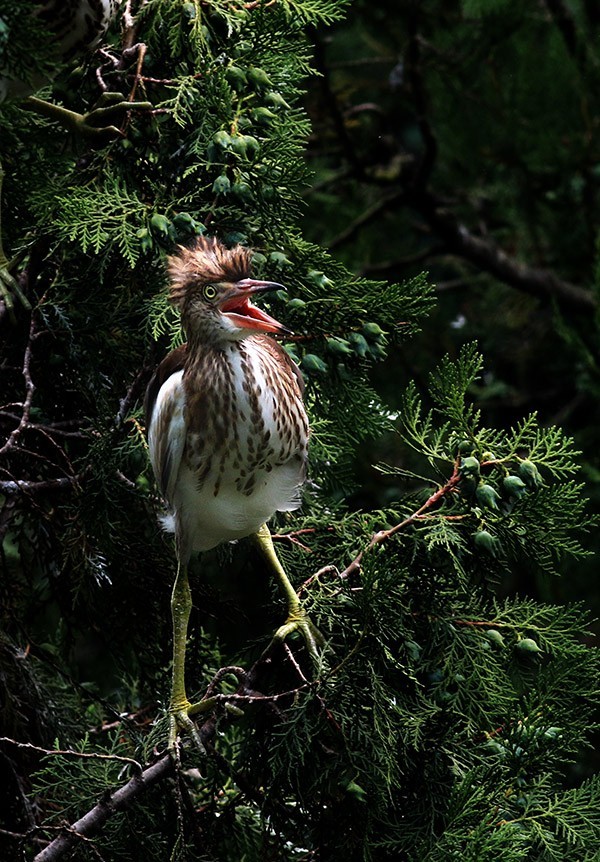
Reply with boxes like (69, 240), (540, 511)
(167, 236), (290, 345)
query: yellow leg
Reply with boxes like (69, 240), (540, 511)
(168, 526), (322, 749)
(253, 523), (324, 658)
(168, 559), (215, 751)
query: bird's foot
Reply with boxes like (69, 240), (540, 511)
(271, 605), (325, 659)
(75, 91), (153, 139)
(169, 701), (205, 754)
(22, 92), (152, 141)
(0, 261), (30, 315)
(168, 695), (218, 754)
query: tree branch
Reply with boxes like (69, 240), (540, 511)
(340, 465), (462, 580)
(544, 0), (585, 67)
(24, 649), (316, 861)
(312, 23), (595, 312)
(409, 190), (596, 311)
(0, 316), (37, 456)
(0, 476), (80, 495)
(32, 754), (174, 862)
(329, 190), (406, 249)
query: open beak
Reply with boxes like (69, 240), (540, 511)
(220, 278), (292, 335)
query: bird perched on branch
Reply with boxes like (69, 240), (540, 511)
(0, 1), (123, 103)
(145, 236), (322, 747)
(0, 0), (149, 312)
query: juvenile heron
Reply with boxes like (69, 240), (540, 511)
(145, 236), (322, 746)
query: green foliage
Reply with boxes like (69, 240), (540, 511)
(46, 178), (148, 266)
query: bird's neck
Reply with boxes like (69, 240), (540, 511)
(185, 331), (255, 355)
(182, 336), (260, 389)
(183, 316), (251, 347)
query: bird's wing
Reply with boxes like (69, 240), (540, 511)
(144, 344), (188, 503)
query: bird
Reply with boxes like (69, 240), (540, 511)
(0, 1), (127, 103)
(144, 235), (323, 747)
(0, 0), (149, 313)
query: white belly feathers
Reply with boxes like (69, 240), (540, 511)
(148, 341), (306, 555)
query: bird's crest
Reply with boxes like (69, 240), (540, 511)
(168, 236), (252, 307)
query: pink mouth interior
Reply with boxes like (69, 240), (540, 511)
(221, 297), (284, 332)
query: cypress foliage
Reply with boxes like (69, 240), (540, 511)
(0, 1), (598, 860)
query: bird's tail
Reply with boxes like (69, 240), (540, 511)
(159, 512), (176, 533)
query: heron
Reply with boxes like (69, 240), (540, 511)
(144, 235), (322, 747)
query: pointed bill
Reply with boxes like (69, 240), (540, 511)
(220, 279), (292, 335)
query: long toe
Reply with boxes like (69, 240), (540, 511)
(169, 703), (206, 754)
(272, 607), (325, 659)
(1, 267), (30, 311)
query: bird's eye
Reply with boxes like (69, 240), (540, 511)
(202, 284), (217, 300)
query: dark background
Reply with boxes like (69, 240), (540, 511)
(302, 0), (600, 618)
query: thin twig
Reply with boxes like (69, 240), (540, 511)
(298, 565), (339, 596)
(114, 363), (154, 429)
(339, 465), (462, 579)
(0, 316), (37, 456)
(202, 665), (248, 699)
(283, 643), (310, 685)
(0, 738), (142, 774)
(329, 190), (405, 250)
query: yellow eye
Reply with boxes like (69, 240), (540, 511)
(202, 284), (217, 300)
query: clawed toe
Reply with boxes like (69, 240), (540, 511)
(272, 607), (324, 659)
(0, 266), (29, 312)
(168, 702), (206, 754)
(22, 94), (153, 142)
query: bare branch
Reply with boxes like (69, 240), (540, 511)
(0, 476), (79, 495)
(409, 190), (596, 311)
(32, 755), (174, 862)
(25, 652), (312, 861)
(0, 316), (37, 456)
(312, 27), (595, 312)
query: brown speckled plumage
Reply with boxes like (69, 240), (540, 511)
(145, 237), (308, 557)
(1, 0), (123, 102)
(182, 336), (308, 499)
(146, 239), (321, 738)
(38, 0), (122, 58)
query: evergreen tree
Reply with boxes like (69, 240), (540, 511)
(0, 2), (598, 861)
(302, 0), (600, 609)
